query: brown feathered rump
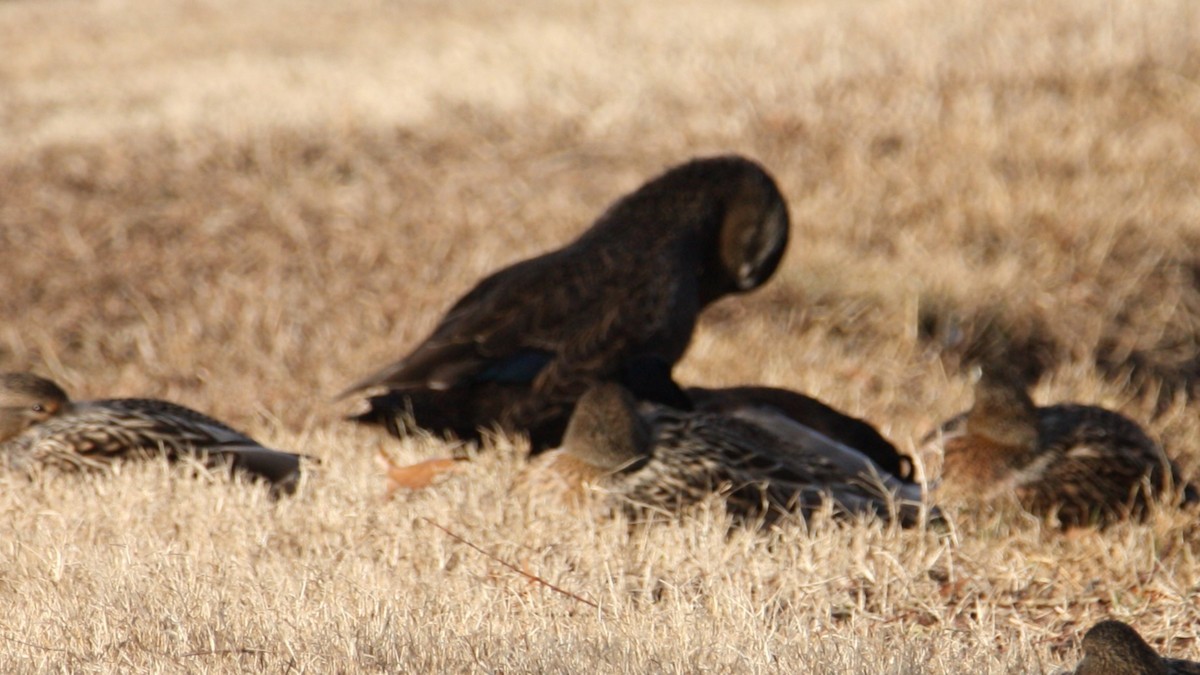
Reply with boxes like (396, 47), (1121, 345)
(342, 155), (789, 451)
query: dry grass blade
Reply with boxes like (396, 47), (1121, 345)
(420, 517), (601, 612)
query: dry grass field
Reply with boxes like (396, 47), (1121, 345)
(3, 0), (1200, 671)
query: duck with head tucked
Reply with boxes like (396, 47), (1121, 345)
(1073, 620), (1200, 675)
(340, 155), (790, 453)
(522, 382), (939, 528)
(0, 372), (306, 494)
(927, 367), (1197, 528)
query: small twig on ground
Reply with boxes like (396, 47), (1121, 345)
(180, 647), (274, 658)
(0, 631), (88, 661)
(421, 517), (600, 612)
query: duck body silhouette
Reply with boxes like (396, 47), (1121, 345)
(343, 155), (790, 451)
(0, 372), (305, 493)
(526, 383), (938, 527)
(930, 370), (1196, 528)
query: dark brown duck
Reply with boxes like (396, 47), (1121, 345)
(342, 155), (790, 451)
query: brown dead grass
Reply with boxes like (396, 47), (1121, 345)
(3, 0), (1200, 671)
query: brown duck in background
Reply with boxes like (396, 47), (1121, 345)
(341, 155), (790, 452)
(0, 372), (306, 494)
(1073, 620), (1200, 675)
(522, 383), (939, 528)
(927, 368), (1197, 528)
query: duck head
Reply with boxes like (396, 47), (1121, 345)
(1075, 620), (1167, 675)
(695, 156), (790, 304)
(0, 372), (70, 442)
(561, 383), (653, 475)
(965, 366), (1040, 450)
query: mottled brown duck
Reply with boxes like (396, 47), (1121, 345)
(0, 372), (306, 494)
(927, 369), (1196, 528)
(523, 383), (939, 527)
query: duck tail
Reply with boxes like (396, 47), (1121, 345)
(208, 446), (310, 496)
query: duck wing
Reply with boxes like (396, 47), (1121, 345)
(637, 408), (935, 526)
(689, 385), (914, 481)
(341, 242), (687, 398)
(1020, 404), (1183, 524)
(721, 407), (926, 508)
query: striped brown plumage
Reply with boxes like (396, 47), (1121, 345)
(927, 369), (1197, 528)
(523, 383), (939, 527)
(0, 372), (306, 494)
(687, 384), (916, 483)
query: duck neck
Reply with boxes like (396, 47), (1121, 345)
(967, 374), (1040, 453)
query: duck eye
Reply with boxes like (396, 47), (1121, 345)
(31, 404), (44, 413)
